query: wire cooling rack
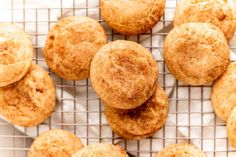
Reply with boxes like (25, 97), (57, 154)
(0, 0), (236, 157)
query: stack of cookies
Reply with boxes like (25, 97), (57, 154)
(164, 0), (236, 86)
(0, 23), (56, 127)
(90, 40), (169, 140)
(164, 0), (236, 149)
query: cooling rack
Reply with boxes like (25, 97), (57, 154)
(0, 0), (236, 157)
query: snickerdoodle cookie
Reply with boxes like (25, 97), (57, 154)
(174, 0), (236, 41)
(104, 85), (168, 140)
(156, 143), (207, 157)
(44, 16), (107, 80)
(73, 143), (128, 157)
(0, 23), (33, 87)
(164, 23), (230, 85)
(0, 64), (56, 127)
(29, 129), (83, 157)
(100, 0), (166, 35)
(211, 62), (236, 122)
(227, 107), (236, 148)
(90, 40), (158, 109)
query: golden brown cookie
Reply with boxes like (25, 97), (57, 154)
(156, 143), (207, 157)
(164, 23), (230, 85)
(0, 23), (33, 87)
(100, 0), (165, 35)
(72, 143), (128, 157)
(174, 0), (236, 41)
(90, 40), (158, 109)
(104, 84), (168, 140)
(227, 107), (236, 148)
(211, 62), (236, 122)
(44, 16), (107, 80)
(29, 129), (83, 157)
(0, 64), (56, 127)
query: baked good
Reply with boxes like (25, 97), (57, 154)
(0, 64), (56, 127)
(156, 143), (207, 157)
(72, 143), (128, 157)
(0, 23), (33, 87)
(29, 129), (83, 157)
(100, 0), (165, 35)
(227, 107), (236, 148)
(104, 84), (168, 140)
(164, 23), (230, 85)
(44, 16), (107, 80)
(212, 62), (236, 122)
(90, 40), (158, 109)
(174, 0), (236, 41)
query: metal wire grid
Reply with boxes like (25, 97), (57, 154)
(0, 0), (236, 157)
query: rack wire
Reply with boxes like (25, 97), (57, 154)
(0, 0), (236, 157)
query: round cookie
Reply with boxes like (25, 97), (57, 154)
(156, 143), (207, 157)
(90, 40), (158, 109)
(0, 23), (33, 87)
(227, 107), (236, 148)
(29, 129), (83, 157)
(44, 16), (107, 80)
(73, 143), (128, 157)
(164, 23), (230, 85)
(104, 85), (168, 140)
(174, 0), (236, 41)
(211, 62), (236, 122)
(100, 0), (165, 35)
(0, 64), (56, 127)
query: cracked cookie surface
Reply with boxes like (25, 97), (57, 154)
(164, 23), (230, 85)
(0, 23), (33, 87)
(100, 0), (166, 35)
(90, 40), (158, 109)
(174, 0), (236, 41)
(0, 64), (56, 127)
(104, 84), (168, 140)
(44, 16), (107, 80)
